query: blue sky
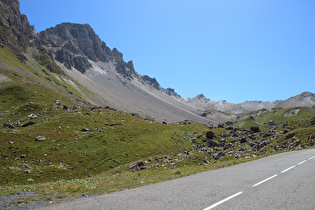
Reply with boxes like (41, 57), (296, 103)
(20, 0), (315, 103)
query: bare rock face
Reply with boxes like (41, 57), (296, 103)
(142, 75), (160, 89)
(38, 23), (136, 76)
(0, 0), (37, 61)
(55, 48), (91, 73)
(39, 23), (112, 62)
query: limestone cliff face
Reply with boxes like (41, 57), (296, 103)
(0, 0), (37, 61)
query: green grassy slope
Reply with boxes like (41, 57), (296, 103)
(0, 46), (314, 201)
(236, 107), (315, 129)
(0, 46), (210, 185)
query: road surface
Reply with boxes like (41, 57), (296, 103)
(43, 148), (315, 210)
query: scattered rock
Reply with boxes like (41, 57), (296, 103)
(129, 161), (146, 171)
(3, 123), (14, 128)
(213, 152), (225, 160)
(239, 137), (247, 143)
(22, 121), (36, 127)
(207, 139), (220, 147)
(306, 135), (315, 140)
(285, 133), (295, 139)
(225, 121), (234, 125)
(28, 113), (37, 119)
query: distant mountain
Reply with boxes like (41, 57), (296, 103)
(186, 92), (315, 114)
(0, 0), (314, 125)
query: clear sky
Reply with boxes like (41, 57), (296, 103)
(20, 0), (315, 103)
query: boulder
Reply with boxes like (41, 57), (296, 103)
(22, 121), (36, 127)
(35, 136), (46, 141)
(28, 113), (37, 119)
(240, 138), (247, 143)
(213, 152), (225, 160)
(206, 131), (215, 139)
(207, 139), (220, 147)
(3, 123), (14, 128)
(285, 133), (295, 140)
(268, 120), (275, 125)
(225, 121), (234, 125)
(250, 126), (260, 133)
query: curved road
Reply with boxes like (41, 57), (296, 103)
(43, 148), (315, 210)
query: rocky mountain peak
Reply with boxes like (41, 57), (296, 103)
(193, 94), (209, 101)
(297, 91), (314, 99)
(38, 22), (137, 77)
(277, 91), (315, 108)
(196, 94), (205, 99)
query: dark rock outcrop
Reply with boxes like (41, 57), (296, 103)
(142, 75), (160, 89)
(165, 88), (181, 97)
(55, 49), (91, 73)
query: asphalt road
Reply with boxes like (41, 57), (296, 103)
(43, 148), (315, 210)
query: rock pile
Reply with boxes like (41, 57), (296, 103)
(129, 120), (315, 171)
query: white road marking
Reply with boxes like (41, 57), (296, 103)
(252, 174), (278, 187)
(281, 165), (296, 173)
(203, 154), (314, 209)
(297, 160), (307, 165)
(203, 191), (243, 210)
(308, 156), (315, 160)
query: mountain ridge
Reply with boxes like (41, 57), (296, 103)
(37, 22), (315, 115)
(1, 0), (314, 125)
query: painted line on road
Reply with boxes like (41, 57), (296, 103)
(281, 165), (296, 174)
(308, 156), (315, 160)
(203, 154), (314, 209)
(252, 174), (278, 187)
(203, 191), (243, 210)
(297, 160), (307, 165)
